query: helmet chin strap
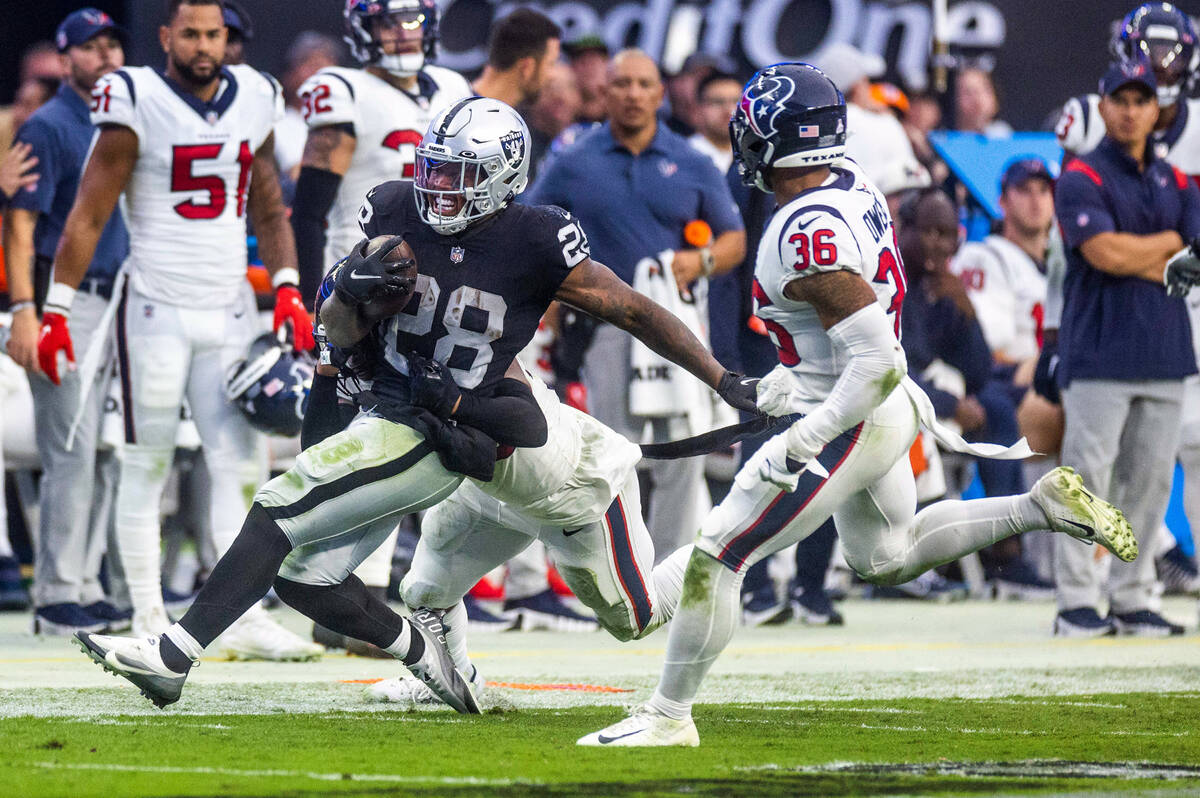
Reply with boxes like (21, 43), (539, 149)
(378, 51), (424, 78)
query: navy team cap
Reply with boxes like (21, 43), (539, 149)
(56, 8), (128, 52)
(1001, 157), (1057, 192)
(1099, 60), (1157, 97)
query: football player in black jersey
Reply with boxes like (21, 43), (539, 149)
(74, 97), (760, 714)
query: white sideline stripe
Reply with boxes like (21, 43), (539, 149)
(28, 761), (521, 785)
(86, 719), (231, 730)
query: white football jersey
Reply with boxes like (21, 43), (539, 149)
(752, 159), (906, 408)
(950, 235), (1046, 362)
(476, 367), (641, 528)
(1056, 94), (1200, 178)
(297, 65), (472, 273)
(90, 65), (282, 306)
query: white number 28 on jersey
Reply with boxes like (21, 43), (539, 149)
(383, 275), (508, 389)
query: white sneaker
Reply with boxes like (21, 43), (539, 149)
(132, 604), (171, 638)
(577, 705), (700, 747)
(367, 665), (485, 706)
(218, 607), (324, 662)
(1031, 466), (1137, 563)
(75, 631), (190, 708)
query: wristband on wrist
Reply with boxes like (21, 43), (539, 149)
(44, 282), (76, 317)
(272, 267), (301, 289)
(8, 300), (35, 315)
(700, 247), (716, 277)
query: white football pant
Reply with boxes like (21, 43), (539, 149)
(114, 282), (265, 617)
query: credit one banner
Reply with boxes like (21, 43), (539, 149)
(124, 0), (1170, 130)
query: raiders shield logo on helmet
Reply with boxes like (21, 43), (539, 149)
(500, 130), (526, 167)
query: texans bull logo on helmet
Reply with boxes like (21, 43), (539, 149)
(741, 71), (797, 139)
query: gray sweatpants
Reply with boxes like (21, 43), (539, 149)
(28, 289), (120, 607)
(581, 323), (710, 561)
(1055, 378), (1184, 613)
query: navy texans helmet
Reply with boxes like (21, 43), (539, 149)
(344, 0), (439, 78)
(225, 331), (314, 437)
(730, 62), (846, 192)
(1111, 2), (1198, 107)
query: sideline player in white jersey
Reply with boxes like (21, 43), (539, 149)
(37, 0), (319, 659)
(368, 360), (694, 703)
(291, 0), (471, 306)
(1056, 3), (1200, 179)
(580, 63), (1138, 747)
(951, 158), (1056, 370)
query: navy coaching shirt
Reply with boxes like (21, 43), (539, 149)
(1055, 136), (1200, 385)
(527, 122), (742, 284)
(10, 83), (128, 283)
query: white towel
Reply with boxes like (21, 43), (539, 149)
(66, 266), (128, 451)
(628, 250), (714, 435)
(900, 375), (1036, 460)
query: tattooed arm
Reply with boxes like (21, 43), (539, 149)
(554, 258), (726, 389)
(247, 133), (298, 281)
(293, 125), (357, 307)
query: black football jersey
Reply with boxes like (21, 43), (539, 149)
(355, 180), (589, 406)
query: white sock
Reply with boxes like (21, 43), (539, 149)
(891, 494), (1043, 583)
(383, 622), (412, 660)
(116, 446), (173, 615)
(647, 691), (693, 721)
(441, 601), (475, 677)
(163, 623), (204, 660)
(654, 550), (744, 709)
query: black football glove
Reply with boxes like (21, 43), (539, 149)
(1032, 339), (1061, 405)
(407, 351), (461, 418)
(717, 370), (761, 414)
(333, 235), (415, 306)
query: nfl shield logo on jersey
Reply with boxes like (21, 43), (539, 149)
(451, 246), (465, 263)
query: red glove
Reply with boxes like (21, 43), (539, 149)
(37, 312), (75, 386)
(273, 284), (314, 351)
(564, 381), (588, 413)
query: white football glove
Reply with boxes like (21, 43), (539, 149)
(737, 430), (827, 493)
(756, 364), (806, 417)
(1164, 240), (1200, 298)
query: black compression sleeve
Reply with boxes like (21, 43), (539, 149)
(453, 378), (548, 448)
(292, 166), (343, 309)
(300, 372), (348, 450)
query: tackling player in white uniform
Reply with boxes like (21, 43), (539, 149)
(580, 63), (1137, 747)
(369, 362), (693, 703)
(38, 0), (318, 659)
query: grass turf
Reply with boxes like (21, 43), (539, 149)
(5, 692), (1200, 796)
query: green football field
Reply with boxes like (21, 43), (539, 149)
(6, 695), (1200, 796)
(4, 597), (1200, 796)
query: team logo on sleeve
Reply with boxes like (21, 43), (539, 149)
(740, 73), (796, 138)
(500, 130), (526, 167)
